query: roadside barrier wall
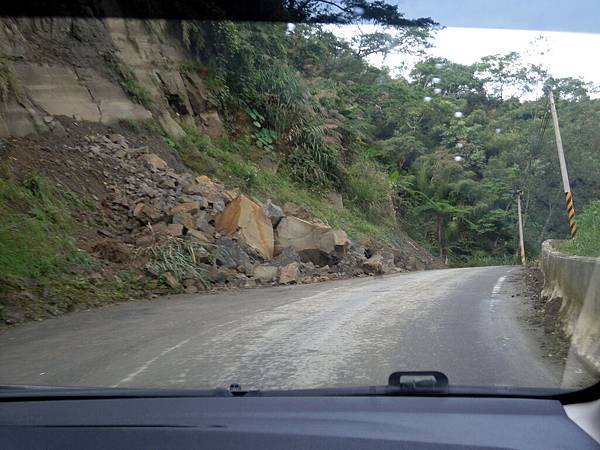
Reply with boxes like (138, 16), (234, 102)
(541, 240), (600, 374)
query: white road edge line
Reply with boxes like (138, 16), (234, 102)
(492, 276), (506, 295)
(112, 337), (192, 387)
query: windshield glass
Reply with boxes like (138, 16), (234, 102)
(1, 1), (599, 393)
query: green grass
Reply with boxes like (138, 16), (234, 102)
(0, 174), (90, 279)
(104, 53), (154, 109)
(122, 79), (154, 109)
(559, 200), (600, 257)
(0, 173), (147, 324)
(451, 252), (517, 268)
(0, 52), (16, 102)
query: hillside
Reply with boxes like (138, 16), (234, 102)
(0, 18), (439, 325)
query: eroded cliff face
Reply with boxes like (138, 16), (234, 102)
(0, 17), (223, 139)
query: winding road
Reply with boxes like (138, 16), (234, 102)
(0, 266), (585, 390)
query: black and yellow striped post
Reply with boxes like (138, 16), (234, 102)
(564, 191), (577, 237)
(548, 88), (578, 237)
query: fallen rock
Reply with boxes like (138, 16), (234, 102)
(318, 229), (350, 255)
(408, 255), (426, 271)
(132, 203), (162, 223)
(171, 202), (200, 216)
(283, 202), (310, 220)
(271, 246), (301, 267)
(275, 217), (349, 266)
(187, 228), (214, 243)
(183, 277), (197, 288)
(362, 251), (396, 275)
(163, 272), (180, 289)
(223, 189), (240, 203)
(166, 223), (184, 237)
(194, 211), (215, 234)
(150, 222), (169, 236)
(182, 183), (202, 195)
(381, 251), (396, 274)
(195, 175), (225, 204)
(362, 254), (384, 275)
(172, 211), (195, 230)
(265, 200), (284, 227)
(142, 153), (168, 171)
(134, 232), (154, 247)
(184, 285), (198, 294)
(279, 262), (299, 284)
(337, 242), (367, 275)
(215, 236), (253, 272)
(216, 195), (274, 260)
(253, 265), (278, 283)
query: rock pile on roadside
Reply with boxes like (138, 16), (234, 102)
(70, 132), (418, 292)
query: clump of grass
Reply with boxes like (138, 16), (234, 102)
(0, 174), (90, 280)
(0, 52), (17, 102)
(123, 79), (155, 108)
(104, 53), (154, 109)
(559, 200), (600, 257)
(142, 236), (213, 288)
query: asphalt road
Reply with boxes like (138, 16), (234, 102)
(0, 266), (582, 391)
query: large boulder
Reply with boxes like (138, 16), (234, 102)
(275, 217), (350, 266)
(271, 246), (301, 267)
(362, 252), (396, 275)
(215, 195), (274, 260)
(283, 202), (310, 220)
(362, 254), (384, 275)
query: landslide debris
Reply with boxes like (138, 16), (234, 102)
(0, 118), (436, 325)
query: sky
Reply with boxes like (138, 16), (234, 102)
(329, 25), (600, 99)
(394, 0), (600, 34)
(327, 0), (600, 99)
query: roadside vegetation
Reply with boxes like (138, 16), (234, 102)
(559, 201), (600, 257)
(160, 18), (600, 265)
(0, 51), (17, 102)
(0, 171), (141, 323)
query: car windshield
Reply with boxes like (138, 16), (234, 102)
(0, 1), (599, 394)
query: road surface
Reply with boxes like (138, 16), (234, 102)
(0, 266), (582, 390)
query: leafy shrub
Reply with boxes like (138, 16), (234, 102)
(345, 160), (394, 223)
(288, 123), (342, 186)
(559, 200), (600, 257)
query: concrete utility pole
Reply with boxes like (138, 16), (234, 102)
(547, 88), (577, 236)
(516, 190), (526, 266)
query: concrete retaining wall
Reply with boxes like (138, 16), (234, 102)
(541, 240), (600, 373)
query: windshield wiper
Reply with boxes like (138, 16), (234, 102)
(235, 371), (450, 397)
